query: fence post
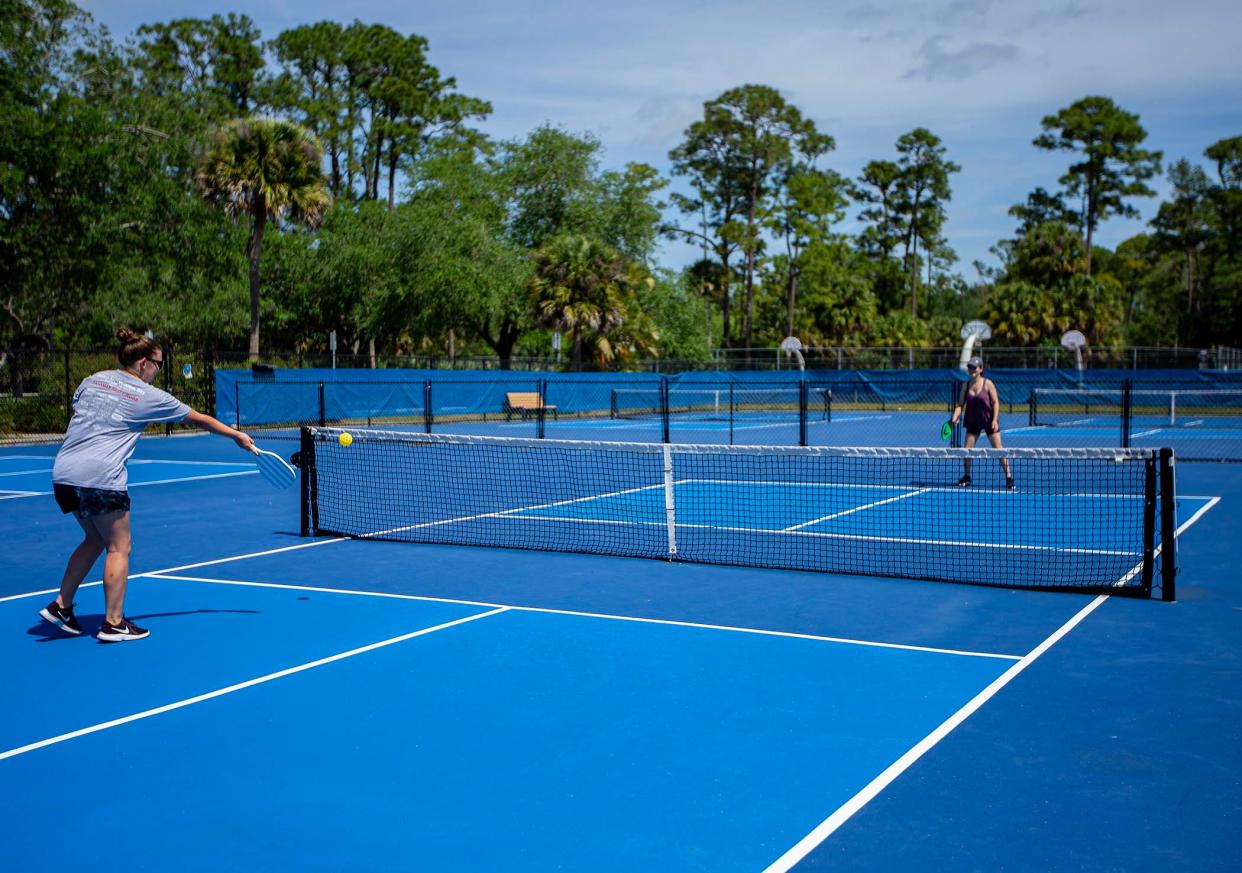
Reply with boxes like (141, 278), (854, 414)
(537, 378), (547, 439)
(318, 382), (326, 428)
(661, 376), (670, 444)
(1121, 379), (1132, 448)
(423, 380), (433, 433)
(163, 346), (173, 435)
(63, 349), (72, 428)
(798, 380), (808, 447)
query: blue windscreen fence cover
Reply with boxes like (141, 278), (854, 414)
(215, 367), (1242, 428)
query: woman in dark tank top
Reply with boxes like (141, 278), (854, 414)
(950, 357), (1014, 489)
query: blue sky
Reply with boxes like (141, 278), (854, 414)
(81, 0), (1242, 279)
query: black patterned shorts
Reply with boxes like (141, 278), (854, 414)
(53, 484), (131, 518)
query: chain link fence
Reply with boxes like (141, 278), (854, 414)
(4, 349), (1240, 461)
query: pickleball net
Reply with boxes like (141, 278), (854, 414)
(299, 427), (1176, 599)
(609, 386), (831, 421)
(1030, 386), (1242, 429)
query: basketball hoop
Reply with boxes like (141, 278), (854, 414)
(1061, 330), (1087, 376)
(781, 337), (805, 372)
(958, 321), (991, 371)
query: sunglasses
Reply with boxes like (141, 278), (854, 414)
(146, 356), (164, 371)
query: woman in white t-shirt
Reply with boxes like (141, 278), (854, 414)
(39, 328), (255, 642)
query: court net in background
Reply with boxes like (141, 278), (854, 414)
(300, 428), (1176, 599)
(609, 386), (831, 421)
(1030, 387), (1242, 428)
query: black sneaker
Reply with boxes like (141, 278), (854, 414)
(956, 475), (972, 487)
(39, 601), (82, 635)
(1006, 476), (1015, 490)
(97, 617), (150, 642)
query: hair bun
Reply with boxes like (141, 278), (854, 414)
(116, 327), (141, 343)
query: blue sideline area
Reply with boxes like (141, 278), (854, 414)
(0, 433), (1238, 871)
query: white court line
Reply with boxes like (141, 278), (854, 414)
(761, 493), (1221, 872)
(145, 573), (1018, 660)
(762, 595), (1109, 873)
(1129, 428), (1162, 439)
(129, 459), (260, 468)
(818, 414), (894, 424)
(0, 607), (510, 762)
(1005, 418), (1096, 433)
(0, 455), (58, 460)
(0, 469), (259, 498)
(680, 477), (1144, 499)
(783, 489), (929, 532)
(0, 537), (348, 603)
(1109, 495), (1222, 589)
(686, 477), (911, 492)
(145, 573), (1022, 661)
(492, 512), (1145, 558)
(0, 468), (52, 478)
(1173, 496), (1221, 538)
(0, 491), (42, 499)
(363, 481), (668, 538)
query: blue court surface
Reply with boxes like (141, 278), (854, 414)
(1, 434), (1239, 872)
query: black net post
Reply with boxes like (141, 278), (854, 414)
(1121, 379), (1132, 448)
(423, 380), (433, 433)
(798, 380), (808, 447)
(234, 381), (241, 428)
(299, 426), (315, 537)
(318, 382), (326, 428)
(1160, 448), (1177, 601)
(1027, 389), (1036, 426)
(728, 383), (735, 446)
(537, 378), (547, 439)
(1141, 454), (1157, 596)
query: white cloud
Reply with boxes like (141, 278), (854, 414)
(904, 36), (1021, 81)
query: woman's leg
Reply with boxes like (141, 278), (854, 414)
(56, 516), (106, 608)
(87, 510), (133, 624)
(960, 432), (978, 482)
(987, 430), (1013, 481)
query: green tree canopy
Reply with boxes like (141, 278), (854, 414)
(1034, 95), (1162, 273)
(528, 234), (629, 370)
(196, 118), (331, 356)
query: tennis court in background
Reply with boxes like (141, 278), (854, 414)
(1, 430), (1238, 872)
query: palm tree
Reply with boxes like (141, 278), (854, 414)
(528, 235), (627, 371)
(197, 118), (330, 357)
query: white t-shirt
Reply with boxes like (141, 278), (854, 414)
(52, 370), (191, 490)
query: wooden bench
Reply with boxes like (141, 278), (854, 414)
(503, 391), (558, 422)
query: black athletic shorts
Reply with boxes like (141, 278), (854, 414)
(966, 427), (1000, 438)
(53, 484), (131, 518)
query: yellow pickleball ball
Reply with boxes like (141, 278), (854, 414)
(338, 432), (353, 447)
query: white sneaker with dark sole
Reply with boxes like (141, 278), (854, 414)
(97, 618), (150, 642)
